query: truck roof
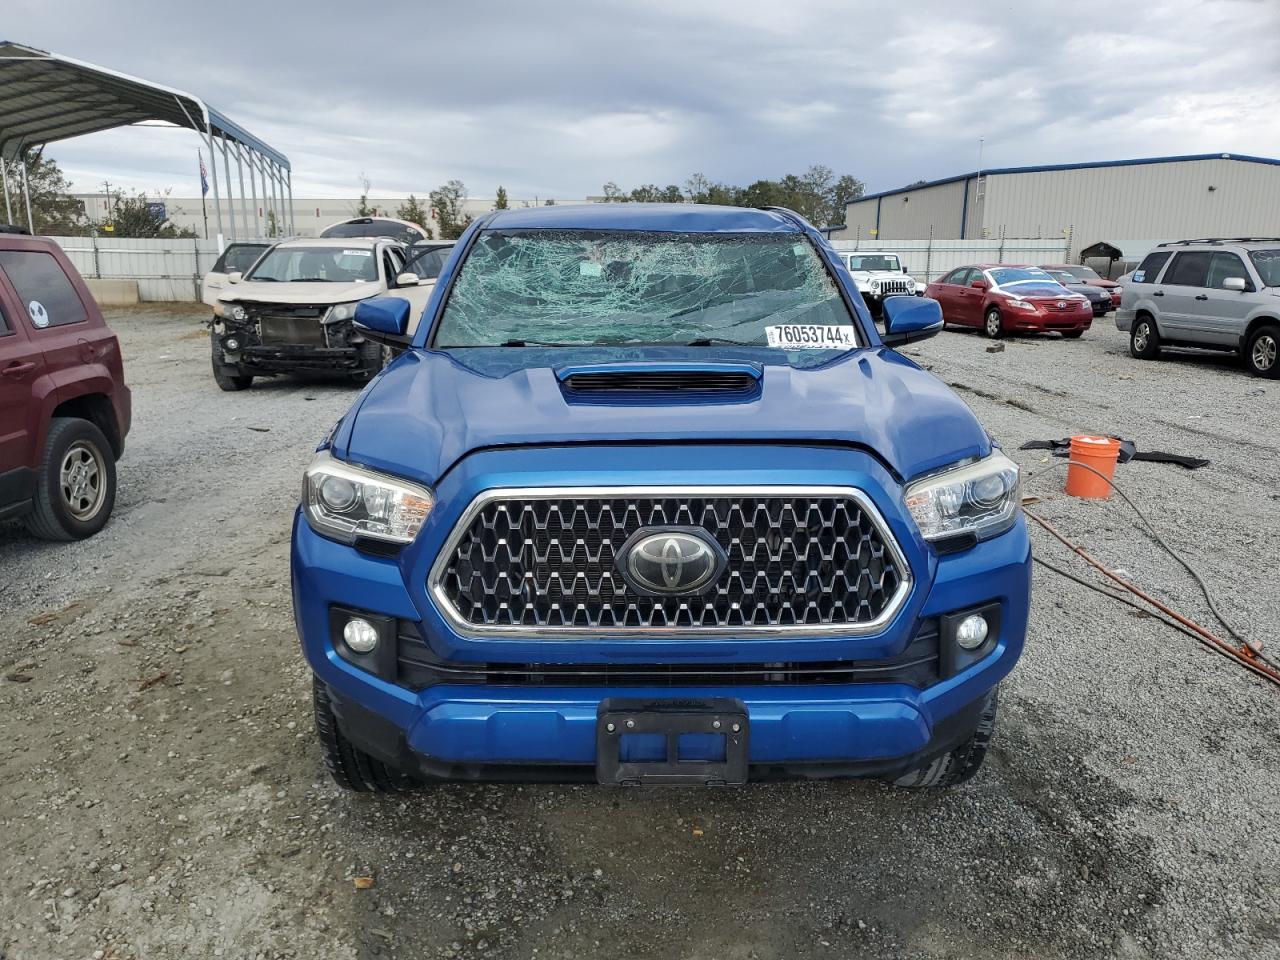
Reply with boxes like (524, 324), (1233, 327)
(482, 203), (804, 234)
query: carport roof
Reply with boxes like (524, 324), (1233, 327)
(0, 40), (289, 168)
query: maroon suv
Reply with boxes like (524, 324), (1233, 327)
(0, 230), (131, 539)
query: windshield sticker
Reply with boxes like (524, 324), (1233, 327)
(342, 249), (372, 257)
(792, 243), (807, 256)
(28, 300), (49, 328)
(579, 261), (603, 278)
(766, 324), (855, 349)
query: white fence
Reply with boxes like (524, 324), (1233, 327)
(48, 236), (229, 302)
(830, 236), (1072, 284)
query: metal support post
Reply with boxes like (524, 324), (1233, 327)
(219, 135), (236, 241)
(19, 149), (35, 234)
(286, 168), (295, 234)
(233, 142), (250, 239)
(1, 158), (12, 223)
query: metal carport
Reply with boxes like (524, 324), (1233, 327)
(0, 40), (292, 242)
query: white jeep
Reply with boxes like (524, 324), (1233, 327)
(838, 252), (920, 317)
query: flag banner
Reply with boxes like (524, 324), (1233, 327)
(199, 152), (209, 196)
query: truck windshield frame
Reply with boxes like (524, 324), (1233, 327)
(431, 229), (861, 349)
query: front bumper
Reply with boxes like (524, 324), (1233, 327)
(1003, 310), (1092, 333)
(291, 446), (1031, 779)
(1114, 308), (1135, 332)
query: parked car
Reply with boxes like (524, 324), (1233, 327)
(1043, 268), (1113, 317)
(200, 241), (271, 307)
(210, 237), (434, 390)
(0, 231), (130, 539)
(1115, 238), (1280, 377)
(320, 217), (429, 245)
(293, 203), (1029, 792)
(401, 240), (455, 336)
(1037, 263), (1122, 302)
(837, 252), (920, 316)
(925, 264), (1092, 338)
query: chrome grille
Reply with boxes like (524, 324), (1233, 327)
(429, 487), (911, 638)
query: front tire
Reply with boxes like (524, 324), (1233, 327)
(313, 677), (418, 792)
(890, 688), (999, 788)
(1130, 315), (1161, 360)
(26, 417), (117, 541)
(1244, 324), (1279, 378)
(211, 336), (253, 391)
(983, 307), (1003, 339)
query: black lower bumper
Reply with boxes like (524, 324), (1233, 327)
(241, 344), (365, 373)
(320, 679), (990, 784)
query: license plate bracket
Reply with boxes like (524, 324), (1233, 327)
(596, 697), (749, 786)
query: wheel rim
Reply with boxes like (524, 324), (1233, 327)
(59, 440), (107, 521)
(1252, 334), (1277, 371)
(986, 311), (999, 336)
(1133, 322), (1149, 352)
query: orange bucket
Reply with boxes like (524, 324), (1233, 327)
(1064, 435), (1121, 499)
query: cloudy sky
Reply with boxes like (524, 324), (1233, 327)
(5, 0), (1280, 201)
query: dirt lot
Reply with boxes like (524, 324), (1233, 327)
(1, 305), (1277, 960)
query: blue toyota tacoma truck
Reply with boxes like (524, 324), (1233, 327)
(291, 203), (1030, 790)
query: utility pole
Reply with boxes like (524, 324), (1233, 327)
(977, 138), (985, 171)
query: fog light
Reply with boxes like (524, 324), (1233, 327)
(956, 614), (989, 650)
(343, 617), (379, 653)
(225, 336), (240, 352)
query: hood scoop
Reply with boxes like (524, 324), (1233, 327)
(557, 361), (762, 404)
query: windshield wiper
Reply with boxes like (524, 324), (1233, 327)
(497, 338), (583, 347)
(289, 277), (336, 282)
(686, 336), (759, 346)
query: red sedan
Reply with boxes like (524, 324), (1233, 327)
(925, 264), (1093, 339)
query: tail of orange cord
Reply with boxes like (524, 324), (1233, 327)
(1064, 435), (1120, 499)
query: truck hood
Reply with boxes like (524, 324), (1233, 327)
(335, 346), (991, 486)
(849, 269), (908, 281)
(217, 280), (382, 306)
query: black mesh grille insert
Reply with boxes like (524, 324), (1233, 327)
(433, 492), (905, 632)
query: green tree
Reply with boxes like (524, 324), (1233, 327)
(354, 174), (374, 217)
(1, 154), (87, 234)
(102, 190), (196, 239)
(396, 194), (430, 231)
(601, 181), (627, 202)
(544, 198), (556, 206)
(266, 209), (280, 238)
(494, 185), (509, 209)
(829, 174), (865, 225)
(429, 179), (471, 239)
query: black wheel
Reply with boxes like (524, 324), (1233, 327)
(211, 336), (253, 391)
(890, 687), (999, 788)
(1244, 324), (1279, 378)
(25, 417), (117, 541)
(1130, 315), (1161, 360)
(1062, 330), (1084, 340)
(352, 341), (393, 383)
(982, 307), (1003, 339)
(313, 677), (418, 792)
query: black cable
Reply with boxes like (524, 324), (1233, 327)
(1022, 457), (1267, 660)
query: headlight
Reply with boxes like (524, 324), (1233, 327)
(302, 450), (434, 545)
(1005, 298), (1038, 312)
(870, 280), (881, 292)
(214, 302), (248, 321)
(904, 451), (1020, 544)
(906, 279), (916, 292)
(325, 302), (361, 323)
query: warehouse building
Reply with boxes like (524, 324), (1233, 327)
(829, 152), (1280, 264)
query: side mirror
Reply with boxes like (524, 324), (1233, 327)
(969, 279), (988, 290)
(227, 271), (242, 284)
(1222, 277), (1247, 292)
(354, 296), (412, 344)
(395, 272), (421, 288)
(881, 296), (943, 348)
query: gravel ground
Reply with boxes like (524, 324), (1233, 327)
(1, 306), (1277, 960)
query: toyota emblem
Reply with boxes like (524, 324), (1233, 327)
(619, 528), (726, 596)
(1056, 300), (1066, 310)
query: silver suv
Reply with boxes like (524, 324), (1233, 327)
(1115, 238), (1280, 377)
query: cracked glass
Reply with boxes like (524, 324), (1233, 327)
(433, 230), (857, 348)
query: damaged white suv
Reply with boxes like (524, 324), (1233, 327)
(838, 252), (920, 317)
(210, 237), (437, 390)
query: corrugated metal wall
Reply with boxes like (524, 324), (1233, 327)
(837, 179), (970, 242)
(982, 158), (1280, 258)
(834, 158), (1280, 257)
(50, 236), (222, 301)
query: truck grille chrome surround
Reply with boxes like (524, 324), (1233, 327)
(428, 487), (912, 638)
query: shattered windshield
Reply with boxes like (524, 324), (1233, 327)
(433, 230), (856, 348)
(1248, 249), (1280, 287)
(246, 246), (379, 283)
